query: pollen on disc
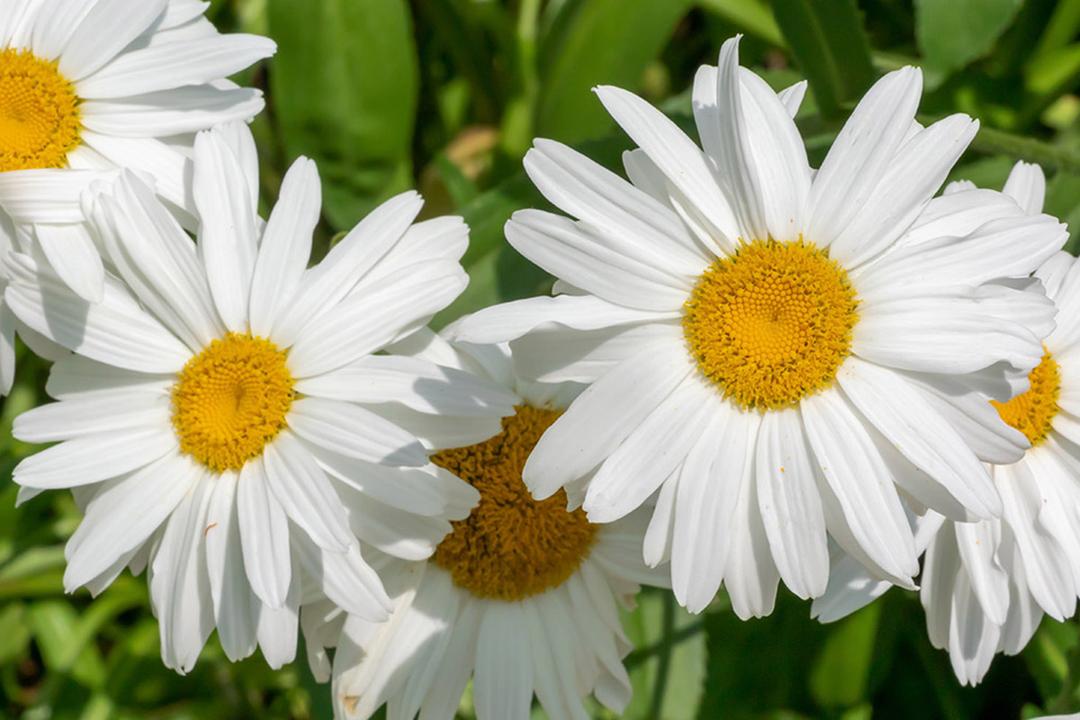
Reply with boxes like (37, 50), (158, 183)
(431, 405), (598, 601)
(171, 333), (296, 472)
(0, 49), (81, 171)
(992, 349), (1061, 447)
(682, 238), (859, 411)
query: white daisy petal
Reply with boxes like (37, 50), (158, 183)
(595, 84), (738, 254)
(75, 34), (276, 99)
(837, 357), (1000, 519)
(151, 472), (215, 674)
(474, 603), (533, 720)
(32, 223), (104, 302)
(287, 261), (466, 378)
(236, 457), (291, 609)
(524, 342), (692, 500)
(755, 407), (829, 599)
(262, 430), (354, 553)
(953, 519), (1010, 626)
(1002, 161), (1046, 215)
(14, 390), (168, 442)
(272, 191), (423, 346)
(193, 125), (259, 331)
(287, 397), (427, 468)
(204, 470), (258, 662)
(806, 66), (922, 251)
(248, 157), (319, 337)
(28, 0), (95, 61)
(801, 389), (918, 580)
(59, 0), (167, 80)
(584, 374), (712, 523)
(507, 208), (690, 312)
(80, 85), (265, 137)
(523, 139), (708, 275)
(63, 451), (198, 592)
(777, 80), (807, 117)
(14, 425), (177, 489)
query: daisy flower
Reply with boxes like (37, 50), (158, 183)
(2, 123), (514, 673)
(822, 162), (1080, 686)
(812, 167), (1080, 686)
(0, 0), (275, 394)
(301, 333), (667, 720)
(450, 36), (1068, 617)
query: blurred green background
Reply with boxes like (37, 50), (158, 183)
(5, 0), (1080, 717)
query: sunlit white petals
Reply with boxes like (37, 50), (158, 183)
(9, 124), (484, 674)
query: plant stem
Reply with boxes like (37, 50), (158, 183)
(647, 593), (677, 719)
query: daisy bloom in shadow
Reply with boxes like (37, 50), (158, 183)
(2, 122), (516, 672)
(301, 331), (668, 720)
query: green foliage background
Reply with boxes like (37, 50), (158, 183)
(4, 0), (1080, 717)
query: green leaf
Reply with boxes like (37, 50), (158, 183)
(770, 0), (874, 119)
(914, 0), (1022, 80)
(697, 0), (784, 47)
(536, 0), (694, 143)
(267, 0), (419, 230)
(809, 603), (880, 708)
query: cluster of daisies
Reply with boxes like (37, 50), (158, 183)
(1, 2), (1079, 717)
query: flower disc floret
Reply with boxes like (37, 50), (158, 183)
(682, 238), (859, 411)
(431, 405), (597, 601)
(0, 49), (81, 171)
(992, 349), (1061, 447)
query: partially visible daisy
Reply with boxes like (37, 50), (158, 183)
(302, 333), (667, 720)
(3, 122), (515, 673)
(450, 36), (1067, 617)
(812, 162), (1080, 685)
(0, 0), (275, 393)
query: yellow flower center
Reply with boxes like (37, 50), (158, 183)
(0, 49), (81, 172)
(171, 333), (295, 472)
(682, 238), (859, 411)
(431, 405), (598, 601)
(991, 350), (1060, 447)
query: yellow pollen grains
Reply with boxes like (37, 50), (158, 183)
(992, 350), (1061, 447)
(431, 405), (598, 601)
(683, 238), (859, 411)
(171, 333), (295, 473)
(0, 49), (81, 172)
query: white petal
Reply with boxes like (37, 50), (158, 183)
(801, 389), (918, 580)
(5, 253), (191, 373)
(755, 407), (829, 599)
(837, 357), (1000, 519)
(272, 191), (423, 346)
(287, 397), (427, 467)
(45, 353), (172, 400)
(60, 0), (167, 80)
(505, 209), (690, 312)
(954, 519), (1009, 626)
(151, 473), (215, 673)
(64, 451), (198, 592)
(14, 391), (169, 442)
(193, 125), (259, 331)
(805, 67), (922, 251)
(35, 223), (104, 303)
(524, 341), (693, 500)
(293, 354), (516, 416)
(236, 457), (291, 608)
(80, 85), (264, 137)
(76, 34), (276, 99)
(249, 157), (319, 337)
(827, 114), (978, 267)
(294, 537), (391, 622)
(595, 84), (739, 254)
(79, 132), (192, 215)
(448, 294), (674, 346)
(262, 430), (354, 552)
(585, 374), (711, 523)
(0, 169), (98, 224)
(523, 138), (708, 275)
(474, 603), (533, 720)
(204, 470), (258, 661)
(672, 404), (759, 612)
(287, 262), (466, 378)
(14, 425), (177, 489)
(1002, 161), (1045, 214)
(90, 171), (223, 349)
